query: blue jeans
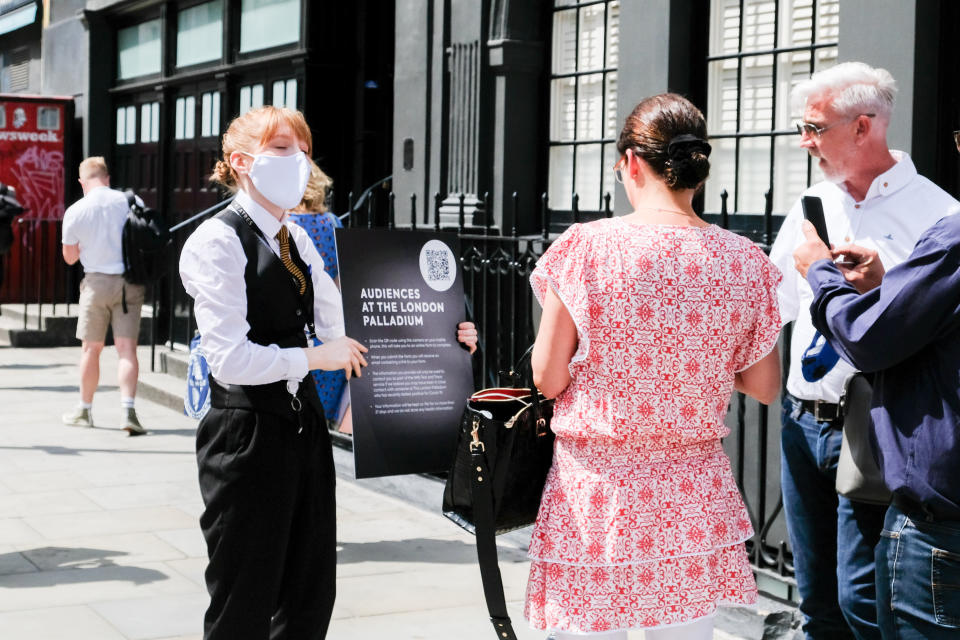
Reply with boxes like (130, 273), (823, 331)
(780, 395), (887, 640)
(876, 503), (960, 639)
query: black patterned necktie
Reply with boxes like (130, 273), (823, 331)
(275, 225), (307, 296)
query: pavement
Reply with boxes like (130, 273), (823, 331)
(0, 344), (785, 639)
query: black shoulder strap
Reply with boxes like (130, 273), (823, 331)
(471, 444), (519, 640)
(124, 189), (137, 210)
(215, 207), (261, 283)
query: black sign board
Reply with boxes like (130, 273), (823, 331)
(336, 229), (474, 478)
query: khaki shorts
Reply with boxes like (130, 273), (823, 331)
(76, 273), (145, 343)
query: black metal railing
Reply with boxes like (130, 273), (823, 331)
(152, 185), (796, 600)
(0, 218), (81, 326)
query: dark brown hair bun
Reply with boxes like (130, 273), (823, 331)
(616, 93), (710, 191)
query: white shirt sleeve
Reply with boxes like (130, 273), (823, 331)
(61, 205), (79, 246)
(179, 218), (309, 385)
(768, 202), (804, 324)
(288, 222), (346, 343)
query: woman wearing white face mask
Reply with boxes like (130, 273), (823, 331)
(179, 106), (367, 640)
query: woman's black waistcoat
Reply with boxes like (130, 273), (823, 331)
(208, 208), (324, 423)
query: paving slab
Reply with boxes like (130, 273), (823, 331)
(0, 605), (127, 640)
(91, 594), (208, 640)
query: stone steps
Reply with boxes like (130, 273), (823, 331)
(0, 303), (155, 348)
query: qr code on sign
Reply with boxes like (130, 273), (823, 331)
(425, 249), (450, 282)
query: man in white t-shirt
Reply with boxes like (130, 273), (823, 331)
(61, 157), (147, 435)
(769, 62), (960, 640)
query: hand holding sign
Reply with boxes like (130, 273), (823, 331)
(305, 337), (369, 379)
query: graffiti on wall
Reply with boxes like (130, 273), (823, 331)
(10, 147), (65, 220)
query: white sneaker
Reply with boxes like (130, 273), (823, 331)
(123, 408), (147, 436)
(62, 407), (93, 428)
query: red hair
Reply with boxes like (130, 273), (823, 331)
(210, 106), (313, 190)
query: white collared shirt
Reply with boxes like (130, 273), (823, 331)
(179, 190), (345, 387)
(61, 186), (141, 274)
(769, 150), (960, 402)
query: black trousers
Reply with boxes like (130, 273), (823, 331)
(196, 403), (336, 640)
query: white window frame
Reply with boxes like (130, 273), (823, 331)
(704, 0), (839, 218)
(547, 0), (620, 214)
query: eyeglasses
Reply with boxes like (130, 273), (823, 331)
(795, 113), (876, 139)
(954, 130), (960, 153)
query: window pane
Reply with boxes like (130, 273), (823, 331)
(175, 97), (186, 139)
(703, 137), (736, 213)
(116, 107), (126, 144)
(737, 136), (771, 214)
(239, 0), (300, 53)
(774, 134), (809, 213)
(550, 78), (576, 141)
(272, 80), (285, 106)
(739, 54), (774, 133)
(574, 144), (602, 210)
(177, 0), (223, 67)
(185, 96), (195, 139)
(576, 73), (603, 140)
(548, 146), (574, 210)
(151, 102), (159, 142)
(201, 93), (212, 137)
(141, 104), (151, 143)
(551, 9), (577, 75)
(285, 79), (297, 110)
(603, 71), (618, 138)
(577, 4), (606, 72)
(742, 0), (776, 54)
(125, 106), (136, 144)
(239, 86), (251, 114)
(140, 104), (150, 142)
(212, 92), (221, 133)
(117, 19), (161, 79)
(606, 1), (619, 68)
(602, 142), (617, 209)
(251, 84), (264, 108)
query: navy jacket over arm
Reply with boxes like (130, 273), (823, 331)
(806, 214), (960, 520)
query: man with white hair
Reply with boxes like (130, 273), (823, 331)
(769, 62), (960, 639)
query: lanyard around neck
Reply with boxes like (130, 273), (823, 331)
(228, 202), (318, 341)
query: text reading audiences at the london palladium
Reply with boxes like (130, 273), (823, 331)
(368, 337), (457, 416)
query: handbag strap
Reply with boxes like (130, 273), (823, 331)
(470, 440), (519, 640)
(516, 344), (542, 424)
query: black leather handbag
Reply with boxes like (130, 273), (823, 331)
(442, 348), (555, 640)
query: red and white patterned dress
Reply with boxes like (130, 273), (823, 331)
(524, 218), (782, 634)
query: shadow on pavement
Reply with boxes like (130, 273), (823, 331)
(336, 537), (526, 565)
(0, 385), (118, 393)
(0, 445), (192, 456)
(0, 546), (168, 587)
(0, 363), (74, 369)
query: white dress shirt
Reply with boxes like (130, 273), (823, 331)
(179, 190), (345, 387)
(61, 186), (142, 274)
(769, 151), (960, 403)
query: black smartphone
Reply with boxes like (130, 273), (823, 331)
(801, 195), (829, 245)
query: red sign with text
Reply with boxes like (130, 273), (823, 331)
(0, 94), (74, 302)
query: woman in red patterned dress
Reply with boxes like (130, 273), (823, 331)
(524, 93), (783, 640)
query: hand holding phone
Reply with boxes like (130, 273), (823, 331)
(801, 196), (829, 246)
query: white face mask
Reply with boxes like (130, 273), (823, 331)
(241, 150), (310, 211)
